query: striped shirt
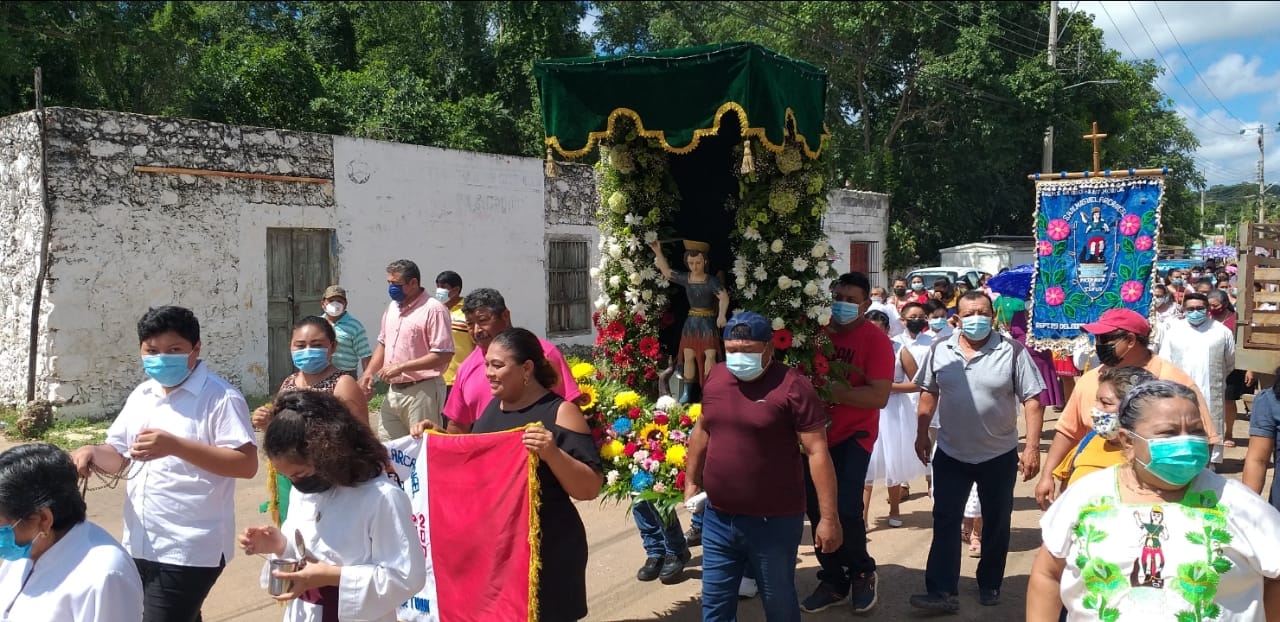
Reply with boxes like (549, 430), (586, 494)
(330, 312), (373, 372)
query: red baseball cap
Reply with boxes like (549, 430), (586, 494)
(1081, 308), (1151, 337)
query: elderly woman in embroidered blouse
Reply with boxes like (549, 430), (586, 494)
(1027, 380), (1280, 621)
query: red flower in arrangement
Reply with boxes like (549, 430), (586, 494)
(675, 471), (686, 489)
(592, 311), (601, 325)
(590, 427), (604, 446)
(796, 362), (809, 375)
(814, 354), (830, 375)
(773, 328), (794, 350)
(680, 415), (693, 427)
(628, 407), (643, 420)
(652, 449), (666, 462)
(812, 375), (827, 389)
(604, 321), (626, 341)
(626, 373), (638, 386)
(644, 367), (657, 381)
(633, 313), (646, 325)
(622, 342), (636, 355)
(654, 413), (670, 425)
(640, 336), (661, 358)
(623, 442), (638, 457)
(660, 311), (676, 329)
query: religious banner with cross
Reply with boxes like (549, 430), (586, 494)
(1025, 122), (1168, 350)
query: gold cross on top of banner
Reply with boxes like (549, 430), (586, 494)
(1083, 121), (1108, 172)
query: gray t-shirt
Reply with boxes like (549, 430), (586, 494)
(914, 332), (1045, 464)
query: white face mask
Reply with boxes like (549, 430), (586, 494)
(324, 301), (345, 317)
(871, 297), (884, 304)
(434, 288), (450, 303)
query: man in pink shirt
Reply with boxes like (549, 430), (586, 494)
(360, 259), (455, 439)
(442, 288), (581, 433)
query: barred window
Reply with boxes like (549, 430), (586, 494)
(547, 238), (591, 335)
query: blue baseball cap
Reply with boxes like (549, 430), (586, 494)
(722, 311), (772, 342)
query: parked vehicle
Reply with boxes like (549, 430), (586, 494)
(906, 266), (982, 289)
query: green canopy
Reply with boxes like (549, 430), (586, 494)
(534, 42), (829, 160)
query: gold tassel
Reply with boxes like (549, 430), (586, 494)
(544, 147), (558, 178)
(526, 438), (544, 622)
(740, 139), (755, 175)
(266, 461), (281, 527)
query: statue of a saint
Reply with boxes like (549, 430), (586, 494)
(649, 239), (729, 402)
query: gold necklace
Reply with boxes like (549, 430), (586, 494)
(1120, 464), (1179, 501)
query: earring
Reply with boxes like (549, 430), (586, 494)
(524, 376), (530, 386)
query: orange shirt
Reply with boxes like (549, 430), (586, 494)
(1054, 354), (1219, 445)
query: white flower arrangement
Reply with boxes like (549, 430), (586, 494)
(772, 317), (786, 330)
(792, 257), (809, 272)
(754, 265), (769, 281)
(609, 275), (621, 288)
(778, 275), (793, 290)
(771, 239), (785, 253)
(803, 281), (819, 296)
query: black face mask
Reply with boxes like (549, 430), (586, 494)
(893, 288), (908, 298)
(905, 319), (929, 334)
(290, 473), (333, 494)
(1095, 339), (1125, 367)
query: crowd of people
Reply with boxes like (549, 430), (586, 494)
(5, 255), (1280, 621)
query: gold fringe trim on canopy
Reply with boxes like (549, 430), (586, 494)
(544, 102), (830, 160)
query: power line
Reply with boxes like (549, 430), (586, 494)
(925, 2), (1045, 55)
(1151, 1), (1248, 125)
(895, 2), (1041, 62)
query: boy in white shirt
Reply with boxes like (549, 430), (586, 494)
(72, 306), (258, 622)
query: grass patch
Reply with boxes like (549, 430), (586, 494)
(0, 406), (110, 451)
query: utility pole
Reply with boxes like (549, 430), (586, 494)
(1042, 0), (1058, 173)
(1200, 171), (1206, 238)
(1259, 125), (1266, 223)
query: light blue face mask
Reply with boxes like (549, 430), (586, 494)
(726, 352), (765, 381)
(291, 348), (331, 374)
(1131, 432), (1209, 486)
(928, 317), (948, 332)
(142, 354), (193, 387)
(0, 520), (32, 562)
(960, 315), (993, 340)
(1185, 309), (1208, 326)
(832, 301), (860, 325)
(434, 288), (450, 303)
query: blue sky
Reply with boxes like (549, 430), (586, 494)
(579, 3), (1279, 189)
(1066, 2), (1279, 188)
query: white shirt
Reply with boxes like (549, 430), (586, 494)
(105, 361), (256, 567)
(868, 301), (905, 337)
(1157, 319), (1235, 426)
(1042, 467), (1280, 620)
(0, 521), (143, 622)
(266, 477), (427, 622)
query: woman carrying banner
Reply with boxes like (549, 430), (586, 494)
(470, 327), (603, 621)
(239, 391), (426, 622)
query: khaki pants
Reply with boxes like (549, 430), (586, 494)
(379, 377), (445, 440)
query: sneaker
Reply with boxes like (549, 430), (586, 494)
(850, 571), (878, 613)
(658, 549), (691, 584)
(909, 592), (960, 613)
(887, 517), (904, 528)
(636, 557), (663, 582)
(801, 582), (848, 613)
(979, 588), (1000, 606)
(685, 526), (702, 548)
(738, 577), (759, 599)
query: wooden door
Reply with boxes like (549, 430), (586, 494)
(267, 228), (334, 390)
(849, 241), (871, 274)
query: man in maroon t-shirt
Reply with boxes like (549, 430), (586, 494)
(685, 311), (841, 622)
(801, 272), (894, 615)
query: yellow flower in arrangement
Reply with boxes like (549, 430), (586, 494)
(614, 390), (642, 409)
(578, 384), (598, 411)
(601, 440), (625, 460)
(665, 445), (687, 468)
(686, 403), (702, 421)
(571, 362), (597, 383)
(637, 423), (668, 444)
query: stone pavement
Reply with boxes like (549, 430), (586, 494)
(29, 407), (1265, 621)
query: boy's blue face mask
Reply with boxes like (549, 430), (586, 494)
(0, 520), (33, 561)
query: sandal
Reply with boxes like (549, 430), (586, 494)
(1223, 440), (1236, 448)
(969, 533), (982, 558)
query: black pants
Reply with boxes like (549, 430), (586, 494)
(803, 436), (876, 591)
(925, 448), (1018, 596)
(134, 556), (226, 622)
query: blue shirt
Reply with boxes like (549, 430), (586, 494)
(1248, 389), (1280, 509)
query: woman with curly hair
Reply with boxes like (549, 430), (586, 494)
(239, 391), (425, 621)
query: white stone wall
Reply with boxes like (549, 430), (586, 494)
(332, 137), (547, 350)
(0, 112), (48, 404)
(823, 189), (892, 287)
(38, 108), (335, 417)
(544, 162), (600, 347)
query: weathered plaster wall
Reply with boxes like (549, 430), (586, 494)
(824, 189), (891, 286)
(544, 162), (600, 347)
(41, 108), (334, 417)
(332, 137), (547, 351)
(0, 112), (47, 406)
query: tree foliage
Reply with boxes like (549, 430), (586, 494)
(0, 1), (1203, 267)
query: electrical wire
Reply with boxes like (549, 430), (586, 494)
(1151, 1), (1248, 125)
(923, 2), (1045, 57)
(895, 1), (1042, 62)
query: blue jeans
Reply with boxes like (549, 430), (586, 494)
(632, 501), (687, 557)
(701, 507), (803, 622)
(804, 437), (876, 591)
(924, 448), (1018, 596)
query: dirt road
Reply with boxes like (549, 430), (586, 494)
(33, 408), (1265, 621)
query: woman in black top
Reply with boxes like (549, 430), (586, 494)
(470, 327), (603, 622)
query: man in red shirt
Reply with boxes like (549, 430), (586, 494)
(802, 272), (894, 614)
(685, 311), (841, 622)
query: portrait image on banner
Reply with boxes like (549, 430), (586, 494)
(1029, 177), (1163, 349)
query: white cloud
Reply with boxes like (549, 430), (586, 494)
(1201, 54), (1280, 100)
(1077, 2), (1280, 59)
(1176, 107), (1274, 186)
